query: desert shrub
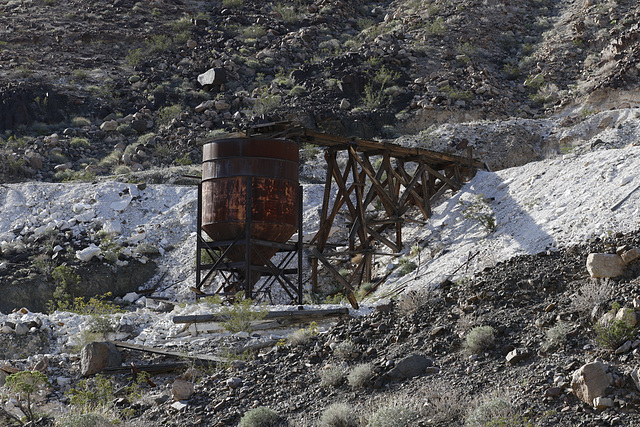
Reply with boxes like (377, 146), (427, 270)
(465, 395), (531, 426)
(542, 323), (570, 352)
(320, 365), (344, 388)
(347, 363), (373, 388)
(288, 85), (306, 97)
(157, 104), (182, 126)
(334, 340), (357, 360)
(287, 321), (318, 346)
(593, 317), (636, 350)
(238, 406), (280, 427)
(320, 402), (359, 427)
(367, 405), (418, 427)
(55, 411), (115, 427)
(220, 292), (268, 333)
(459, 194), (496, 232)
(465, 326), (495, 354)
(70, 116), (92, 127)
(4, 370), (51, 423)
(570, 280), (613, 316)
(422, 380), (467, 425)
(67, 374), (114, 411)
(397, 257), (417, 276)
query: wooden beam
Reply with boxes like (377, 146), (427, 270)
(173, 307), (350, 324)
(310, 247), (359, 309)
(110, 341), (224, 363)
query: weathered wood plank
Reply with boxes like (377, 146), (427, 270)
(172, 307), (350, 324)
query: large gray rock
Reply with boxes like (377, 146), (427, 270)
(621, 247), (640, 264)
(586, 253), (625, 278)
(81, 342), (122, 376)
(387, 354), (433, 379)
(197, 68), (227, 86)
(172, 379), (195, 401)
(571, 361), (611, 406)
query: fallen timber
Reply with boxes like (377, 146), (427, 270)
(172, 307), (350, 325)
(110, 340), (224, 364)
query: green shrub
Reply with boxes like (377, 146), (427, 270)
(288, 85), (306, 97)
(347, 363), (373, 388)
(367, 405), (418, 427)
(4, 370), (51, 423)
(465, 326), (496, 354)
(220, 292), (268, 333)
(593, 317), (636, 350)
(238, 406), (280, 427)
(320, 402), (359, 427)
(67, 374), (114, 411)
(70, 116), (92, 127)
(459, 194), (497, 232)
(542, 323), (570, 352)
(157, 104), (182, 126)
(397, 257), (417, 276)
(320, 365), (344, 388)
(287, 321), (318, 346)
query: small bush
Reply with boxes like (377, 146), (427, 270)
(67, 374), (114, 411)
(465, 326), (496, 354)
(334, 340), (357, 360)
(465, 395), (531, 427)
(5, 370), (51, 423)
(287, 321), (318, 346)
(320, 365), (344, 388)
(397, 257), (417, 276)
(220, 292), (268, 333)
(367, 405), (418, 427)
(55, 411), (115, 427)
(238, 406), (280, 427)
(593, 317), (636, 350)
(157, 104), (182, 126)
(320, 402), (359, 427)
(570, 280), (613, 316)
(70, 137), (91, 148)
(542, 323), (570, 352)
(71, 116), (92, 127)
(347, 363), (374, 388)
(459, 194), (496, 232)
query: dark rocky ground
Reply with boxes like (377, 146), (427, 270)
(3, 0), (640, 426)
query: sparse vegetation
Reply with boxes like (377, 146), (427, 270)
(465, 326), (496, 354)
(219, 292), (268, 333)
(4, 370), (51, 423)
(459, 194), (497, 232)
(347, 363), (374, 388)
(320, 365), (345, 388)
(367, 404), (418, 427)
(320, 402), (359, 427)
(238, 406), (280, 427)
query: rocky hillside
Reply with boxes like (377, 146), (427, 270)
(1, 0), (640, 182)
(2, 0), (640, 426)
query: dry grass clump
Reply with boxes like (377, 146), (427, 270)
(570, 280), (613, 316)
(320, 365), (345, 388)
(320, 402), (359, 427)
(238, 406), (280, 427)
(366, 404), (418, 427)
(464, 326), (496, 354)
(347, 363), (374, 388)
(465, 392), (531, 426)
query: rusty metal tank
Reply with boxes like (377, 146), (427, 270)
(201, 137), (299, 266)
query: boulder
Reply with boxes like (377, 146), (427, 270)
(76, 244), (102, 262)
(506, 347), (530, 365)
(386, 354), (433, 379)
(571, 361), (611, 406)
(593, 396), (614, 409)
(586, 253), (624, 278)
(197, 68), (227, 86)
(81, 342), (123, 376)
(100, 120), (118, 131)
(172, 379), (195, 401)
(621, 247), (640, 264)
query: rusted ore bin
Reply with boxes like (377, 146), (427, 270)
(201, 137), (299, 265)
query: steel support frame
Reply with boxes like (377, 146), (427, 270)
(195, 180), (303, 305)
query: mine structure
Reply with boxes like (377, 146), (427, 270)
(194, 122), (486, 308)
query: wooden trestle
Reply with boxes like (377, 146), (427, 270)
(247, 123), (487, 308)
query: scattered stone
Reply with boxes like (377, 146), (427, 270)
(76, 244), (102, 262)
(172, 379), (195, 401)
(621, 247), (640, 264)
(226, 377), (242, 389)
(197, 68), (227, 86)
(586, 253), (625, 278)
(14, 322), (29, 336)
(593, 396), (614, 409)
(506, 348), (531, 365)
(81, 342), (123, 376)
(386, 354), (433, 379)
(571, 361), (611, 406)
(100, 120), (118, 131)
(615, 340), (632, 355)
(171, 401), (188, 411)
